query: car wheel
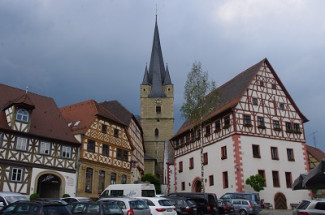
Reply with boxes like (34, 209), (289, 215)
(239, 210), (247, 215)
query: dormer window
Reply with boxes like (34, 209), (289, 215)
(15, 109), (29, 122)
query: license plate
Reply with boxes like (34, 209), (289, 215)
(167, 208), (172, 212)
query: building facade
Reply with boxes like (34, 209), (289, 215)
(140, 17), (174, 180)
(170, 59), (310, 209)
(0, 84), (80, 198)
(60, 100), (132, 199)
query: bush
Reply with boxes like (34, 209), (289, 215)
(30, 193), (40, 200)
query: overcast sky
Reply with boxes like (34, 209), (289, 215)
(1, 0), (325, 151)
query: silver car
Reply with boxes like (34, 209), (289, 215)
(292, 199), (325, 215)
(0, 192), (28, 210)
(230, 199), (260, 215)
(98, 197), (151, 215)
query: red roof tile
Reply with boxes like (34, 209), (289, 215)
(307, 145), (325, 162)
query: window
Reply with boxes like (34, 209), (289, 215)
(110, 172), (116, 184)
(190, 132), (195, 141)
(156, 106), (161, 114)
(209, 175), (214, 186)
(257, 117), (265, 127)
(10, 167), (23, 182)
(272, 171), (280, 187)
(272, 84), (276, 89)
(243, 115), (251, 126)
(114, 129), (119, 138)
(223, 171), (229, 188)
(15, 137), (28, 151)
(98, 170), (105, 193)
(189, 157), (194, 169)
(252, 145), (260, 158)
(273, 120), (280, 130)
(181, 182), (185, 191)
(252, 97), (258, 106)
(215, 120), (221, 131)
(102, 144), (109, 156)
(15, 109), (29, 122)
(61, 146), (72, 159)
(221, 146), (227, 159)
(279, 103), (285, 110)
(224, 115), (230, 127)
(271, 147), (279, 160)
(286, 122), (292, 132)
(101, 124), (107, 133)
(203, 152), (208, 165)
(117, 148), (128, 161)
(260, 81), (264, 87)
(294, 123), (300, 133)
(197, 129), (201, 139)
(0, 132), (3, 147)
(287, 148), (295, 161)
(154, 128), (159, 137)
(85, 168), (93, 193)
(39, 141), (51, 155)
(285, 172), (292, 188)
(121, 174), (127, 184)
(179, 161), (183, 173)
(205, 125), (211, 136)
(87, 139), (95, 153)
(258, 170), (266, 186)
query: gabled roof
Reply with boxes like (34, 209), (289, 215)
(307, 145), (325, 162)
(60, 100), (125, 135)
(0, 83), (78, 144)
(173, 58), (308, 138)
(100, 100), (132, 126)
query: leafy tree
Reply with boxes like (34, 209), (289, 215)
(141, 173), (161, 194)
(180, 61), (217, 192)
(245, 174), (266, 192)
(62, 193), (70, 198)
(30, 193), (40, 200)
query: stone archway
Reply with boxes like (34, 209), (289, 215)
(191, 177), (203, 193)
(274, 192), (287, 209)
(35, 172), (65, 198)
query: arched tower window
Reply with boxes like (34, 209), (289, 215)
(16, 109), (29, 122)
(155, 128), (159, 137)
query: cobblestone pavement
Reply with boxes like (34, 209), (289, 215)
(260, 209), (292, 215)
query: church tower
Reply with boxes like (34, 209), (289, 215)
(140, 17), (174, 179)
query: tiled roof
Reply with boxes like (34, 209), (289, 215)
(100, 100), (133, 126)
(60, 100), (125, 134)
(307, 145), (325, 162)
(173, 58), (308, 138)
(0, 83), (78, 144)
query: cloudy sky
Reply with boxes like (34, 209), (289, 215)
(1, 0), (324, 151)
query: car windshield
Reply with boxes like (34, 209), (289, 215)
(43, 205), (71, 215)
(189, 199), (206, 206)
(5, 196), (28, 204)
(158, 200), (172, 206)
(297, 200), (311, 210)
(185, 200), (196, 206)
(129, 200), (148, 209)
(103, 203), (123, 214)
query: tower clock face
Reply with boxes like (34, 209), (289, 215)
(155, 98), (161, 104)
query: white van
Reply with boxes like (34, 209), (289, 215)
(99, 183), (156, 198)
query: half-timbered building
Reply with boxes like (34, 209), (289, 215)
(0, 83), (80, 198)
(170, 58), (310, 209)
(60, 100), (133, 199)
(101, 100), (145, 183)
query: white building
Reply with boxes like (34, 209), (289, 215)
(170, 58), (310, 209)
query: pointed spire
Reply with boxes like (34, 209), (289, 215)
(142, 64), (149, 85)
(163, 63), (172, 85)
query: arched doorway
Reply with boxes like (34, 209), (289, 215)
(191, 177), (203, 192)
(37, 174), (61, 198)
(274, 193), (287, 209)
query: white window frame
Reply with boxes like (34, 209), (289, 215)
(15, 109), (29, 122)
(10, 167), (24, 182)
(61, 146), (72, 159)
(15, 137), (28, 151)
(40, 141), (51, 155)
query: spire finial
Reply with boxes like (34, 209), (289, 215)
(25, 86), (29, 94)
(155, 4), (158, 21)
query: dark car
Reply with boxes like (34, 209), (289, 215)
(70, 202), (123, 215)
(218, 199), (236, 215)
(0, 200), (71, 215)
(62, 197), (92, 204)
(164, 196), (198, 215)
(167, 192), (218, 215)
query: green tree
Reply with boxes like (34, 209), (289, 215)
(141, 173), (161, 194)
(245, 174), (266, 192)
(180, 61), (217, 192)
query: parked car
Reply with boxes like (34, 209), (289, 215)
(135, 197), (176, 215)
(62, 197), (92, 204)
(98, 197), (151, 215)
(164, 196), (198, 215)
(292, 199), (325, 215)
(167, 192), (218, 215)
(230, 199), (261, 215)
(0, 200), (71, 215)
(220, 193), (261, 206)
(0, 192), (28, 210)
(70, 201), (123, 215)
(218, 199), (236, 215)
